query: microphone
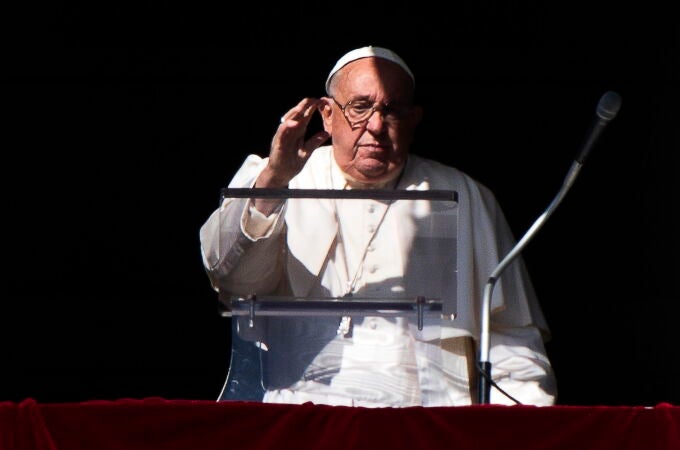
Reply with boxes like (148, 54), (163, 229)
(477, 91), (622, 405)
(575, 91), (623, 163)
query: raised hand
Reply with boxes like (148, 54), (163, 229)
(256, 98), (330, 189)
(252, 98), (330, 215)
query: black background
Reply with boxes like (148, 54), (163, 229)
(4, 2), (678, 405)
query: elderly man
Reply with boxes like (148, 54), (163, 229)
(200, 46), (557, 407)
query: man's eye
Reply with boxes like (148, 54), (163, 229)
(351, 103), (372, 112)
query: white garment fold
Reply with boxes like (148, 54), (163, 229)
(200, 146), (556, 406)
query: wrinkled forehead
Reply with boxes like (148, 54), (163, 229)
(332, 58), (415, 102)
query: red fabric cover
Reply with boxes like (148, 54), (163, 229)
(1, 398), (679, 450)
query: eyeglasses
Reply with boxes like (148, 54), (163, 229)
(331, 97), (413, 128)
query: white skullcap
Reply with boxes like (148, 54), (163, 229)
(325, 46), (415, 94)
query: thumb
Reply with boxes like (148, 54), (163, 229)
(304, 131), (331, 153)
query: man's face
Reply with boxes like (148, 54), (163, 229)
(321, 58), (422, 185)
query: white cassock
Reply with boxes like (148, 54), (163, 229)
(200, 146), (556, 407)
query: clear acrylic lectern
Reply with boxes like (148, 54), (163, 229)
(212, 188), (459, 402)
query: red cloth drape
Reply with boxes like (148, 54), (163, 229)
(1, 398), (679, 450)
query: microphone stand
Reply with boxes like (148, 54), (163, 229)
(477, 90), (622, 404)
(477, 160), (584, 404)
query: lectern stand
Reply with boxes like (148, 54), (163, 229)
(212, 188), (459, 402)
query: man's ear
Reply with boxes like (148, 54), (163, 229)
(319, 97), (334, 134)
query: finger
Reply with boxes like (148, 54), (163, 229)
(279, 98), (319, 124)
(285, 98), (325, 123)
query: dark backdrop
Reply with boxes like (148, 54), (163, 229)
(4, 3), (678, 406)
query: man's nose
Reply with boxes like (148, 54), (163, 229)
(365, 108), (387, 133)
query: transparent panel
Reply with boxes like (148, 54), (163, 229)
(214, 188), (458, 403)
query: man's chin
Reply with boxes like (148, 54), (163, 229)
(355, 162), (386, 177)
(352, 161), (401, 185)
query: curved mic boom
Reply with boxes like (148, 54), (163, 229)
(477, 91), (622, 405)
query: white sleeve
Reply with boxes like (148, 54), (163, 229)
(488, 325), (557, 406)
(242, 204), (281, 239)
(199, 154), (287, 295)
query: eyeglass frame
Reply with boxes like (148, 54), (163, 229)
(329, 96), (415, 129)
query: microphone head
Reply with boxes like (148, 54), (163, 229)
(596, 91), (622, 121)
